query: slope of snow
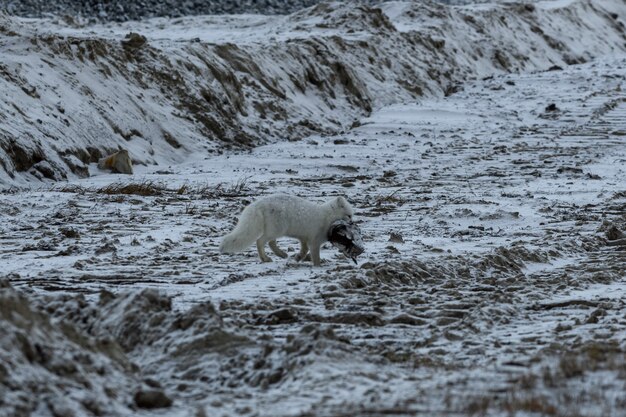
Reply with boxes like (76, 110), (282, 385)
(1, 0), (625, 187)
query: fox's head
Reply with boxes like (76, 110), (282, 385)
(332, 196), (353, 221)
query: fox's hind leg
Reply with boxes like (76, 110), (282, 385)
(309, 243), (321, 267)
(256, 238), (272, 262)
(269, 240), (288, 258)
(295, 239), (309, 262)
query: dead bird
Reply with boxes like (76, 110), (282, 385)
(328, 220), (365, 264)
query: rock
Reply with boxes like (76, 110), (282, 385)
(95, 242), (117, 255)
(30, 160), (67, 181)
(97, 149), (133, 174)
(388, 232), (404, 243)
(444, 83), (463, 96)
(545, 103), (559, 112)
(0, 362), (7, 382)
(585, 308), (605, 324)
(606, 226), (625, 241)
(556, 166), (583, 175)
(60, 228), (80, 239)
(330, 312), (384, 326)
(144, 378), (162, 388)
(133, 389), (172, 409)
(263, 308), (298, 325)
(388, 313), (427, 326)
(267, 368), (284, 385)
(122, 32), (147, 50)
(61, 154), (89, 178)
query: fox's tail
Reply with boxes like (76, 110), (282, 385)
(219, 207), (264, 253)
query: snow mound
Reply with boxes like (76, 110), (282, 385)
(1, 279), (374, 415)
(38, 288), (248, 373)
(0, 280), (253, 415)
(0, 280), (137, 416)
(1, 0), (625, 186)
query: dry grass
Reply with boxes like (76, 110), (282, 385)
(194, 177), (250, 198)
(183, 202), (196, 215)
(176, 183), (189, 195)
(53, 181), (166, 196)
(558, 355), (584, 378)
(49, 178), (251, 199)
(466, 397), (490, 415)
(375, 189), (405, 206)
(466, 393), (560, 417)
(502, 395), (558, 416)
(53, 184), (87, 194)
(96, 180), (165, 196)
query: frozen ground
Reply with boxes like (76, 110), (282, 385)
(1, 51), (625, 415)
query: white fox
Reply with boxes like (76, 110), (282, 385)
(219, 194), (354, 266)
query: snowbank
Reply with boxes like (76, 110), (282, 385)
(0, 0), (624, 186)
(0, 279), (254, 415)
(0, 280), (138, 415)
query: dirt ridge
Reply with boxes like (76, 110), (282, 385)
(1, 0), (625, 185)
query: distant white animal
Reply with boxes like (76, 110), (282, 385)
(219, 194), (354, 266)
(97, 149), (133, 174)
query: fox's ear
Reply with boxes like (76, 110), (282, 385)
(335, 196), (347, 206)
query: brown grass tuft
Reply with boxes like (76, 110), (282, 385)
(96, 180), (164, 196)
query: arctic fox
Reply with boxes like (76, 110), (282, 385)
(219, 194), (354, 266)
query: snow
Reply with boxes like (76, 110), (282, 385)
(1, 0), (626, 416)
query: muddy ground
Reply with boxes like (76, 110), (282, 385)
(1, 56), (625, 416)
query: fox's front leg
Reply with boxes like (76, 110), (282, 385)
(295, 239), (309, 262)
(309, 243), (322, 266)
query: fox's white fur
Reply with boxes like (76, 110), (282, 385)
(219, 194), (353, 266)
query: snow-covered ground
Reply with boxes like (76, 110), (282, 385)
(1, 1), (626, 416)
(2, 54), (625, 416)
